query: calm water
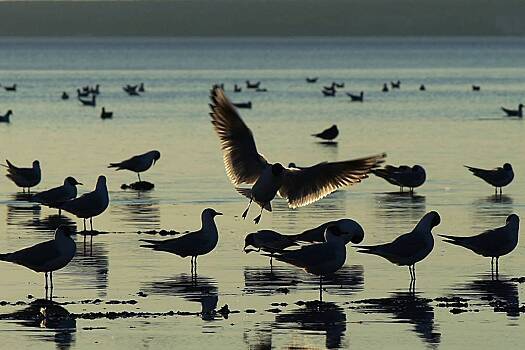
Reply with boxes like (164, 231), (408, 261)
(0, 37), (524, 349)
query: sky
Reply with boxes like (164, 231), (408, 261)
(0, 0), (524, 37)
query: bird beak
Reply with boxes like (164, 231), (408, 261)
(215, 212), (223, 216)
(77, 181), (83, 185)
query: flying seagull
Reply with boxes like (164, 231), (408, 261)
(209, 87), (385, 223)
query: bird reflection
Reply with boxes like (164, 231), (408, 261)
(354, 292), (441, 349)
(0, 299), (76, 350)
(243, 323), (272, 350)
(110, 191), (160, 230)
(274, 301), (347, 349)
(6, 203), (41, 228)
(375, 193), (426, 227)
(63, 241), (109, 298)
(143, 273), (219, 320)
(243, 265), (363, 297)
(472, 195), (514, 231)
(25, 214), (77, 232)
(453, 274), (520, 318)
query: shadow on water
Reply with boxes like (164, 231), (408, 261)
(110, 191), (160, 230)
(243, 265), (363, 297)
(243, 323), (273, 350)
(0, 299), (76, 350)
(142, 273), (219, 320)
(374, 192), (426, 227)
(274, 301), (347, 349)
(471, 195), (514, 231)
(353, 291), (441, 349)
(451, 274), (520, 318)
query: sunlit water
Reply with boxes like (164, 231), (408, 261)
(0, 37), (524, 349)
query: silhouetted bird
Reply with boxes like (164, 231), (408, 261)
(334, 82), (345, 88)
(138, 83), (145, 92)
(439, 214), (519, 274)
(4, 84), (16, 92)
(0, 109), (12, 123)
(391, 80), (401, 89)
(90, 84), (100, 95)
(233, 101), (252, 109)
(501, 104), (523, 117)
(465, 163), (514, 195)
(323, 83), (336, 91)
(108, 150), (160, 182)
(78, 94), (96, 107)
(32, 177), (82, 215)
(100, 107), (113, 119)
(306, 77), (319, 83)
(472, 85), (481, 91)
(312, 125), (339, 141)
(246, 80), (261, 89)
(372, 165), (426, 193)
(382, 83), (389, 92)
(123, 85), (140, 96)
(77, 89), (90, 98)
(419, 84), (426, 91)
(346, 91), (364, 102)
(61, 92), (69, 100)
(357, 211), (440, 281)
(209, 87), (385, 223)
(234, 84), (242, 92)
(2, 159), (41, 193)
(322, 89), (336, 97)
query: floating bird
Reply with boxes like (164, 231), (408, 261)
(77, 89), (90, 98)
(356, 211), (440, 281)
(306, 77), (319, 83)
(123, 85), (140, 96)
(108, 150), (160, 182)
(59, 175), (109, 231)
(391, 80), (401, 89)
(255, 87), (268, 92)
(61, 92), (69, 100)
(472, 85), (481, 91)
(138, 83), (145, 92)
(246, 80), (261, 89)
(323, 83), (336, 91)
(501, 104), (523, 117)
(372, 165), (426, 194)
(233, 101), (252, 109)
(334, 82), (345, 88)
(4, 84), (16, 92)
(78, 94), (96, 107)
(209, 87), (385, 223)
(32, 177), (82, 215)
(382, 83), (389, 92)
(2, 159), (41, 193)
(311, 124), (339, 141)
(419, 84), (426, 91)
(465, 163), (514, 196)
(140, 208), (222, 275)
(346, 91), (364, 102)
(234, 84), (242, 92)
(322, 89), (336, 97)
(0, 226), (76, 293)
(90, 84), (100, 95)
(265, 225), (352, 301)
(100, 107), (113, 119)
(439, 214), (519, 275)
(0, 109), (12, 123)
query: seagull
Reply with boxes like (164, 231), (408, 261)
(465, 163), (514, 196)
(356, 211), (440, 281)
(439, 214), (519, 275)
(2, 159), (41, 193)
(322, 89), (336, 97)
(31, 177), (82, 216)
(59, 175), (109, 231)
(382, 83), (389, 92)
(391, 80), (401, 89)
(472, 85), (481, 91)
(306, 77), (319, 83)
(0, 226), (76, 293)
(100, 107), (113, 119)
(346, 91), (364, 102)
(108, 150), (160, 182)
(140, 208), (222, 275)
(4, 84), (17, 92)
(138, 83), (145, 92)
(501, 104), (523, 117)
(372, 165), (426, 194)
(264, 225), (352, 301)
(311, 125), (339, 141)
(0, 110), (12, 123)
(244, 218), (365, 266)
(209, 87), (386, 223)
(419, 84), (426, 91)
(61, 92), (69, 100)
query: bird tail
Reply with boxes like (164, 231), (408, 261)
(438, 234), (468, 247)
(0, 253), (11, 261)
(108, 162), (122, 169)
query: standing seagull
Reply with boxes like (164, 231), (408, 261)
(439, 214), (519, 276)
(0, 226), (76, 295)
(108, 150), (161, 182)
(0, 110), (12, 123)
(265, 225), (352, 301)
(2, 160), (41, 193)
(209, 87), (386, 223)
(356, 211), (440, 282)
(140, 208), (222, 276)
(31, 177), (83, 216)
(59, 175), (109, 231)
(372, 165), (426, 194)
(311, 125), (339, 141)
(465, 163), (514, 196)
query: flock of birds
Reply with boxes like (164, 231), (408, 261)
(0, 84), (521, 301)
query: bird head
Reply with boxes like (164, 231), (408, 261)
(96, 175), (107, 189)
(55, 225), (75, 239)
(503, 163), (513, 171)
(417, 211), (441, 232)
(203, 208), (223, 218)
(65, 177), (83, 186)
(334, 219), (365, 244)
(32, 160), (40, 169)
(506, 214), (520, 227)
(152, 150), (161, 164)
(271, 163), (285, 176)
(243, 232), (256, 253)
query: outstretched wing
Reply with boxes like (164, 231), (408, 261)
(279, 153), (386, 208)
(209, 87), (268, 185)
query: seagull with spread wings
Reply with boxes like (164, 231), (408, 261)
(209, 87), (386, 223)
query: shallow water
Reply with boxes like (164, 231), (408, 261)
(0, 37), (524, 349)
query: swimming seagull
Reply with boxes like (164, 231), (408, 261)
(100, 107), (113, 119)
(32, 177), (82, 215)
(311, 125), (339, 141)
(264, 225), (352, 301)
(0, 226), (76, 293)
(244, 218), (365, 266)
(140, 208), (222, 276)
(372, 165), (426, 194)
(501, 104), (523, 117)
(209, 87), (386, 223)
(2, 159), (41, 193)
(346, 91), (364, 102)
(356, 211), (440, 281)
(0, 110), (12, 123)
(108, 150), (161, 182)
(59, 175), (109, 231)
(465, 163), (514, 196)
(439, 214), (519, 275)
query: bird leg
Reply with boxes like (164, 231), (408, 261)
(413, 264), (416, 280)
(45, 272), (48, 293)
(400, 186), (404, 193)
(58, 209), (62, 217)
(50, 272), (54, 298)
(83, 219), (87, 232)
(137, 173), (142, 182)
(319, 276), (323, 302)
(496, 257), (499, 278)
(242, 199), (253, 219)
(253, 206), (264, 224)
(194, 256), (198, 277)
(90, 217), (93, 231)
